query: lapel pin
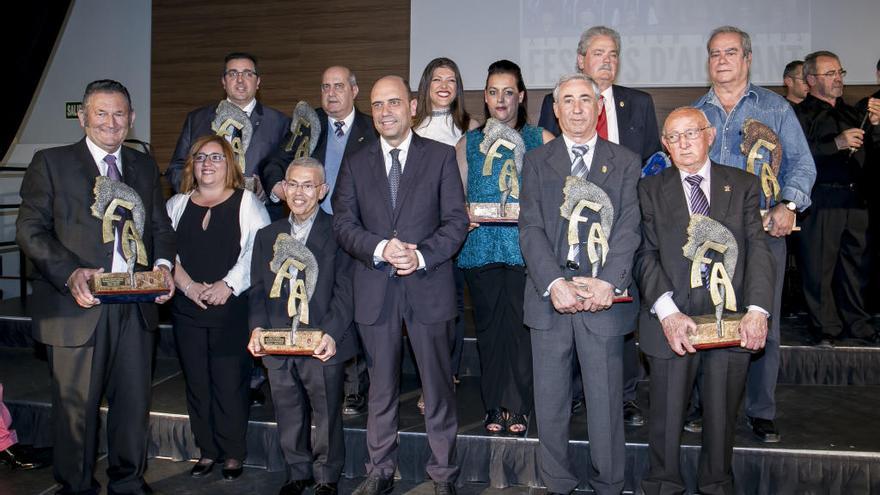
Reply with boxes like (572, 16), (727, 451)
(601, 165), (608, 173)
(358, 137), (364, 142)
(724, 185), (731, 192)
(619, 101), (625, 108)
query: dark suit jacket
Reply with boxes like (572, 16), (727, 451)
(332, 132), (468, 326)
(635, 162), (774, 359)
(538, 85), (661, 162)
(260, 107), (377, 191)
(16, 138), (176, 346)
(519, 137), (642, 335)
(167, 101), (291, 192)
(248, 210), (357, 367)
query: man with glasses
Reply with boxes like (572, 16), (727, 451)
(693, 26), (815, 444)
(637, 106), (772, 495)
(783, 60), (808, 106)
(794, 50), (880, 346)
(247, 157), (357, 495)
(167, 52), (290, 197)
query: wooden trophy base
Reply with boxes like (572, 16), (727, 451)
(89, 271), (170, 303)
(259, 328), (324, 355)
(690, 313), (744, 350)
(469, 203), (519, 224)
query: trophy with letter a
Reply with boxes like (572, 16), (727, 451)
(741, 119), (799, 231)
(283, 101), (321, 160)
(212, 100), (255, 191)
(258, 233), (324, 355)
(88, 177), (170, 302)
(468, 118), (523, 224)
(559, 176), (632, 303)
(682, 214), (743, 349)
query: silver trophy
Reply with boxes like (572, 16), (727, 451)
(469, 118), (525, 223)
(284, 101), (322, 159)
(212, 100), (254, 188)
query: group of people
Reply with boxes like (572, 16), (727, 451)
(13, 19), (880, 495)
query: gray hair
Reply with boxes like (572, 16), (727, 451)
(707, 26), (752, 56)
(286, 156), (326, 182)
(577, 25), (621, 56)
(803, 50), (839, 78)
(552, 73), (601, 102)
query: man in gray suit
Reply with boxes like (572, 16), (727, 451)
(519, 73), (641, 495)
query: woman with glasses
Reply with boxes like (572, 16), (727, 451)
(166, 134), (270, 481)
(455, 60), (554, 435)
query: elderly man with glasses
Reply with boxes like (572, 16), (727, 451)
(794, 50), (880, 347)
(693, 26), (816, 444)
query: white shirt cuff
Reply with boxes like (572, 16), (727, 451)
(373, 240), (389, 266)
(154, 259), (173, 271)
(652, 291), (679, 321)
(544, 277), (566, 297)
(747, 305), (770, 318)
(415, 250), (426, 270)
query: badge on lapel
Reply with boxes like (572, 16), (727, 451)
(619, 101), (625, 108)
(601, 165), (608, 174)
(724, 185), (731, 192)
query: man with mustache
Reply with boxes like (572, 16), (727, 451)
(538, 25), (659, 427)
(794, 50), (880, 346)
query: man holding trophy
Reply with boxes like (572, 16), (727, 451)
(636, 107), (773, 494)
(247, 157), (357, 495)
(16, 80), (175, 495)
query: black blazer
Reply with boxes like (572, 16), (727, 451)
(634, 162), (774, 359)
(260, 107), (377, 191)
(16, 139), (176, 346)
(167, 101), (291, 192)
(248, 210), (357, 366)
(538, 85), (661, 162)
(332, 132), (468, 326)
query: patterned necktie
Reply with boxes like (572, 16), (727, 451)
(568, 145), (591, 265)
(389, 148), (402, 209)
(104, 154), (126, 257)
(685, 174), (711, 286)
(597, 96), (608, 140)
(570, 144), (590, 178)
(334, 121), (345, 138)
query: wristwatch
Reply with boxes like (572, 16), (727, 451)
(781, 200), (797, 212)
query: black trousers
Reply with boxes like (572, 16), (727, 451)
(463, 264), (533, 415)
(49, 304), (153, 495)
(267, 357), (345, 483)
(797, 207), (873, 338)
(173, 316), (251, 461)
(642, 349), (750, 495)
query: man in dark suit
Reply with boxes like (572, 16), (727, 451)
(520, 73), (641, 495)
(332, 75), (468, 495)
(262, 66), (377, 217)
(16, 80), (175, 495)
(538, 25), (659, 424)
(247, 157), (357, 495)
(636, 107), (772, 494)
(262, 66), (377, 414)
(166, 52), (290, 196)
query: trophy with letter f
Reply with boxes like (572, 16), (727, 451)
(741, 119), (798, 231)
(88, 177), (170, 302)
(212, 100), (255, 190)
(258, 233), (324, 355)
(559, 176), (632, 303)
(283, 101), (321, 160)
(682, 214), (743, 349)
(468, 118), (523, 223)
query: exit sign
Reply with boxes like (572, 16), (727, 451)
(65, 102), (82, 119)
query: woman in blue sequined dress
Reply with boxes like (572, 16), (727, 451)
(454, 60), (554, 435)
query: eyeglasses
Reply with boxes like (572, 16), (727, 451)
(193, 153), (226, 163)
(224, 69), (258, 80)
(812, 69), (847, 78)
(663, 126), (711, 144)
(284, 181), (324, 193)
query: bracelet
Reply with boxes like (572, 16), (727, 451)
(183, 281), (194, 295)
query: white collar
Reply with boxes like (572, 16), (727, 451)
(228, 98), (257, 116)
(380, 129), (414, 156)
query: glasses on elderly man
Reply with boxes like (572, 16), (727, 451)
(663, 126), (712, 144)
(812, 69), (847, 78)
(193, 153), (226, 163)
(224, 69), (258, 80)
(284, 181), (325, 194)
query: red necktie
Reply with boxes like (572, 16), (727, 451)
(596, 96), (608, 140)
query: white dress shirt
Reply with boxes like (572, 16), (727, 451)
(328, 107), (356, 137)
(229, 97), (257, 116)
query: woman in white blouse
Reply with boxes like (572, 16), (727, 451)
(413, 57), (479, 146)
(165, 134), (269, 481)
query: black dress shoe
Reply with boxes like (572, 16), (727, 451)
(747, 416), (781, 443)
(0, 444), (49, 470)
(222, 459), (243, 480)
(278, 478), (314, 495)
(623, 400), (645, 426)
(434, 481), (456, 494)
(249, 387), (266, 406)
(190, 458), (214, 477)
(343, 394), (366, 415)
(352, 475), (394, 495)
(314, 482), (338, 495)
(683, 417), (703, 433)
